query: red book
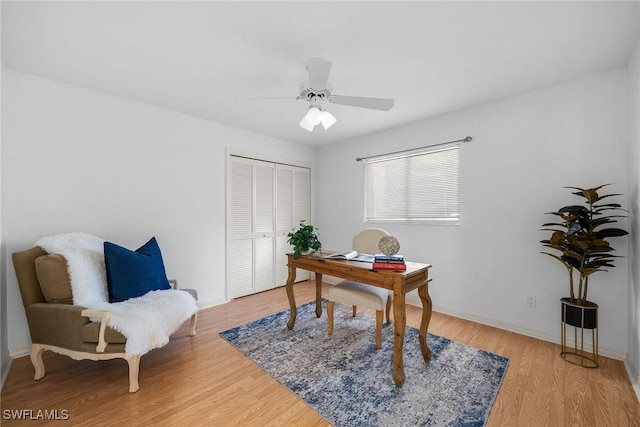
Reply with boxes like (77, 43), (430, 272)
(372, 262), (407, 271)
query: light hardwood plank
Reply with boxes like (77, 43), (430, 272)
(1, 281), (638, 426)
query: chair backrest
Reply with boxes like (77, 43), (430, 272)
(352, 228), (390, 255)
(12, 247), (48, 307)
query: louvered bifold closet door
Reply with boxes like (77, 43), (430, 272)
(293, 167), (310, 229)
(229, 157), (255, 298)
(228, 155), (311, 299)
(275, 165), (293, 287)
(292, 167), (311, 281)
(275, 165), (311, 285)
(254, 161), (275, 292)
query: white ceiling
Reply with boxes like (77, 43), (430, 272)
(2, 1), (639, 147)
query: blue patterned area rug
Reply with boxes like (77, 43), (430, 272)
(219, 300), (508, 427)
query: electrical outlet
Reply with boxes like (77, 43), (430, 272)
(527, 295), (536, 308)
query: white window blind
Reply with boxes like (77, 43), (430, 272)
(364, 145), (460, 224)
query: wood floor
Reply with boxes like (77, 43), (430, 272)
(2, 281), (639, 426)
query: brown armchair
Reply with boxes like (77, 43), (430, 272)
(12, 246), (197, 392)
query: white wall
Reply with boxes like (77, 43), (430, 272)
(0, 3), (8, 390)
(2, 62), (636, 376)
(316, 69), (630, 357)
(628, 33), (640, 388)
(2, 70), (315, 354)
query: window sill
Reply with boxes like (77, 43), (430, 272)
(364, 218), (460, 226)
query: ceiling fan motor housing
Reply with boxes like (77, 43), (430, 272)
(298, 84), (333, 108)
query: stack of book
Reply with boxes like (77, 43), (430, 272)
(372, 254), (406, 271)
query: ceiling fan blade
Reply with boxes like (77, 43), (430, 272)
(307, 57), (332, 90)
(331, 95), (394, 111)
(234, 96), (295, 101)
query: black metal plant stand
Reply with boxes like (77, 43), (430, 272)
(560, 298), (599, 368)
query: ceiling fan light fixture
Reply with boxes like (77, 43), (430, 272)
(299, 108), (338, 131)
(320, 111), (337, 129)
(299, 116), (315, 132)
(306, 106), (322, 125)
(300, 106), (327, 131)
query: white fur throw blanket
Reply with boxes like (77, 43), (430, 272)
(35, 232), (198, 358)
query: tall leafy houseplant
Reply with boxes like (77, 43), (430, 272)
(287, 220), (322, 258)
(540, 185), (628, 305)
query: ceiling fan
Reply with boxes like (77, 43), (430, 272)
(296, 57), (395, 132)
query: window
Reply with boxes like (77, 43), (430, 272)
(364, 145), (460, 224)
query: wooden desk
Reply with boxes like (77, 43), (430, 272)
(285, 252), (433, 387)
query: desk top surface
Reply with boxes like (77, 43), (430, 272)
(288, 251), (432, 275)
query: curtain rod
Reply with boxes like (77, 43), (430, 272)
(355, 136), (472, 162)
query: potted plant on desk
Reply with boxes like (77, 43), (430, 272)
(540, 184), (628, 367)
(287, 220), (322, 258)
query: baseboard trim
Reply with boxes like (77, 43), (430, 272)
(197, 297), (228, 311)
(624, 356), (640, 403)
(9, 345), (30, 359)
(405, 293), (627, 361)
(300, 278), (630, 361)
(1, 355), (12, 392)
(9, 283), (634, 396)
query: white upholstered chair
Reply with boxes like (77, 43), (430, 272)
(326, 228), (392, 348)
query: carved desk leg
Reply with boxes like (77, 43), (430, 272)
(392, 286), (406, 387)
(315, 273), (323, 318)
(418, 279), (433, 362)
(286, 259), (297, 330)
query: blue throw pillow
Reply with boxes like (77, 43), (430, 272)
(104, 237), (171, 303)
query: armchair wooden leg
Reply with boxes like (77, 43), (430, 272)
(127, 355), (141, 393)
(30, 344), (45, 380)
(327, 301), (334, 335)
(189, 312), (198, 336)
(375, 310), (383, 349)
(352, 305), (357, 317)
